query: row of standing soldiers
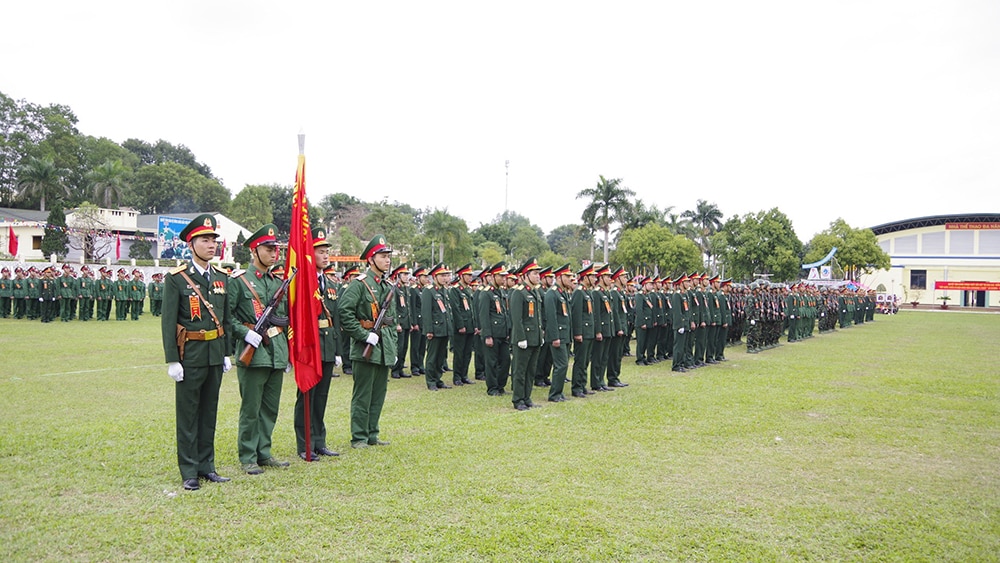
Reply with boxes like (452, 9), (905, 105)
(0, 265), (167, 322)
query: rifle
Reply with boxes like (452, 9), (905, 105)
(239, 268), (297, 366)
(362, 284), (396, 360)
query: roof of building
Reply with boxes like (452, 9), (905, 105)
(870, 213), (1000, 236)
(0, 207), (51, 223)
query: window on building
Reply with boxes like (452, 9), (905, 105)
(910, 269), (926, 290)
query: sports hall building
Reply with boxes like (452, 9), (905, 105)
(861, 213), (1000, 308)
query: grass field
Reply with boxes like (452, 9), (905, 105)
(1, 310), (998, 561)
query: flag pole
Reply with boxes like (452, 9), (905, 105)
(300, 131), (313, 462)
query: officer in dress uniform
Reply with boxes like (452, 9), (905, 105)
(389, 264), (413, 379)
(478, 263), (511, 396)
(229, 223), (292, 475)
(449, 263), (477, 386)
(570, 264), (597, 398)
(510, 258), (543, 411)
(294, 227), (343, 461)
(338, 234), (397, 449)
(544, 263), (574, 402)
(78, 266), (95, 321)
(421, 263), (454, 391)
(161, 214), (233, 491)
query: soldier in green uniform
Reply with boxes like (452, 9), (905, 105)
(38, 267), (57, 323)
(534, 267), (555, 388)
(161, 214), (233, 491)
(148, 273), (164, 316)
(670, 275), (693, 372)
(589, 264), (613, 392)
(449, 264), (477, 386)
(478, 263), (511, 396)
(407, 266), (427, 378)
(390, 264), (413, 379)
(57, 265), (76, 321)
(294, 228), (343, 461)
(338, 234), (396, 449)
(421, 263), (453, 391)
(230, 224), (291, 474)
(544, 264), (574, 402)
(12, 268), (26, 319)
(113, 268), (129, 321)
(96, 267), (113, 321)
(338, 265), (360, 376)
(715, 278), (732, 361)
(26, 268), (40, 320)
(633, 276), (654, 365)
(510, 258), (543, 410)
(570, 264), (597, 397)
(606, 267), (629, 388)
(0, 267), (12, 318)
(129, 269), (145, 320)
(77, 266), (95, 321)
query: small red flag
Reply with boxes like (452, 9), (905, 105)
(286, 148), (323, 393)
(7, 226), (17, 256)
(115, 233), (121, 260)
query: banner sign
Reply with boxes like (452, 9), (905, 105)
(158, 216), (191, 260)
(945, 222), (1000, 230)
(934, 281), (1000, 291)
(328, 255), (361, 262)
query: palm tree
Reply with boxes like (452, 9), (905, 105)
(16, 156), (70, 212)
(576, 175), (635, 263)
(423, 208), (464, 263)
(681, 199), (724, 265)
(86, 159), (129, 208)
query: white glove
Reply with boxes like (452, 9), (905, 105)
(167, 362), (184, 382)
(285, 364), (293, 373)
(244, 329), (263, 348)
(335, 356), (343, 367)
(365, 332), (380, 346)
(223, 356), (232, 373)
(39, 297), (43, 302)
(750, 320), (756, 325)
(517, 340), (528, 349)
(790, 315), (795, 319)
(678, 327), (685, 334)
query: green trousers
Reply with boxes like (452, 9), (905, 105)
(511, 344), (540, 408)
(175, 364), (222, 480)
(483, 337), (510, 394)
(237, 366), (283, 465)
(571, 338), (594, 394)
(589, 337), (609, 390)
(548, 343), (569, 400)
(351, 360), (388, 445)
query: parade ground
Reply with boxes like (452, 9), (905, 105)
(2, 311), (997, 561)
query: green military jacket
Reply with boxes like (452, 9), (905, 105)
(113, 278), (129, 301)
(421, 284), (453, 337)
(408, 283), (423, 332)
(26, 278), (39, 300)
(229, 265), (289, 369)
(449, 284), (475, 335)
(635, 290), (654, 329)
(609, 286), (627, 336)
(58, 275), (77, 299)
(720, 291), (732, 325)
(161, 262), (232, 366)
(78, 276), (94, 298)
(317, 275), (342, 362)
(0, 276), (11, 298)
(476, 285), (509, 341)
(129, 279), (145, 301)
(338, 269), (397, 367)
(510, 284), (543, 347)
(571, 285), (596, 339)
(592, 287), (611, 338)
(40, 278), (57, 301)
(148, 281), (163, 302)
(670, 290), (691, 330)
(707, 289), (721, 325)
(12, 277), (25, 299)
(543, 286), (571, 343)
(96, 277), (113, 301)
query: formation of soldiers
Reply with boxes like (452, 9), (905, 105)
(0, 265), (165, 322)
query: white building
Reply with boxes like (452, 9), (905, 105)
(861, 213), (1000, 308)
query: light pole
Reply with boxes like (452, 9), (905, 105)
(504, 160), (509, 213)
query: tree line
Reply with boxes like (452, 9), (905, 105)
(0, 90), (889, 281)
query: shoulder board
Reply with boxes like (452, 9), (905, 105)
(212, 264), (229, 274)
(229, 268), (245, 279)
(356, 273), (367, 281)
(169, 265), (187, 275)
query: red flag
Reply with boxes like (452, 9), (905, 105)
(286, 146), (323, 393)
(115, 233), (121, 260)
(7, 226), (17, 256)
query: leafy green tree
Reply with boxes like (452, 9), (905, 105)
(233, 232), (251, 265)
(41, 203), (69, 260)
(16, 156), (70, 211)
(805, 218), (890, 280)
(130, 162), (230, 214)
(363, 201), (417, 262)
(713, 208), (803, 282)
(475, 241), (506, 267)
(546, 224), (594, 264)
(424, 208), (472, 265)
(86, 159), (130, 208)
(615, 199), (667, 242)
(577, 175), (635, 263)
(612, 224), (701, 277)
(129, 230), (153, 260)
(681, 199), (724, 263)
(333, 226), (363, 257)
(508, 224), (549, 263)
(228, 185), (274, 231)
(122, 138), (215, 179)
(28, 104), (84, 203)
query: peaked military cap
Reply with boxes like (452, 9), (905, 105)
(412, 266), (428, 277)
(246, 224), (279, 249)
(489, 262), (508, 275)
(552, 263), (572, 277)
(361, 234), (392, 260)
(577, 264), (595, 277)
(428, 262), (451, 277)
(390, 264), (410, 278)
(517, 257), (541, 275)
(611, 267), (626, 280)
(539, 266), (553, 278)
(454, 263), (474, 277)
(343, 265), (361, 279)
(312, 227), (332, 248)
(180, 214), (220, 242)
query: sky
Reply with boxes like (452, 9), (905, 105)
(4, 0), (999, 241)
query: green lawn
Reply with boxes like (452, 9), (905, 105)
(1, 311), (998, 561)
